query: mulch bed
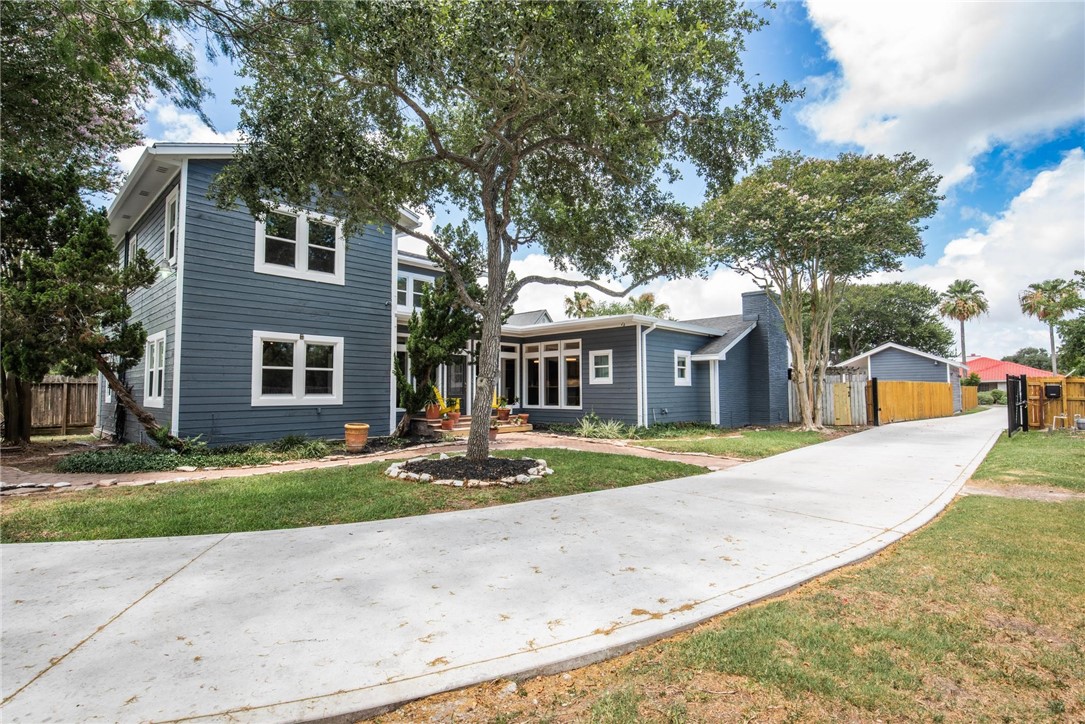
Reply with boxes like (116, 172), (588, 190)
(401, 457), (536, 481)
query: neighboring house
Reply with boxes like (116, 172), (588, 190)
(966, 355), (1061, 393)
(98, 143), (789, 444)
(839, 343), (969, 412)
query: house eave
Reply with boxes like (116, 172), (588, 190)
(500, 315), (725, 338)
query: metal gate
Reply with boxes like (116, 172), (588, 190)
(1006, 374), (1028, 436)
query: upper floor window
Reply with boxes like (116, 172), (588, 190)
(164, 188), (179, 265)
(145, 331), (166, 408)
(674, 350), (692, 386)
(396, 272), (433, 311)
(255, 207), (345, 285)
(251, 330), (344, 406)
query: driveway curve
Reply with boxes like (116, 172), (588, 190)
(1, 411), (1003, 723)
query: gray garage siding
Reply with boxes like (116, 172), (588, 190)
(178, 159), (394, 444)
(517, 326), (638, 426)
(718, 335), (752, 428)
(869, 347), (949, 383)
(740, 291), (790, 426)
(645, 328), (712, 424)
(120, 178), (179, 443)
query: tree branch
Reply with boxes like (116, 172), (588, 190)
(505, 274), (657, 307)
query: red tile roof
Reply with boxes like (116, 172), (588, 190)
(967, 356), (1062, 381)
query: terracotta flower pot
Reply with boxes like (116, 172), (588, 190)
(344, 423), (370, 452)
(425, 404), (441, 420)
(496, 408), (510, 421)
(518, 413), (529, 424)
(488, 428), (498, 441)
(449, 412), (461, 425)
(440, 418), (455, 430)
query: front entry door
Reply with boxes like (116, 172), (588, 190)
(445, 355), (467, 408)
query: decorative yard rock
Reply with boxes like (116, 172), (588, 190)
(52, 482), (71, 488)
(175, 466), (198, 472)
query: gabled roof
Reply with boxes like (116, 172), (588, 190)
(506, 309), (553, 326)
(683, 315), (757, 359)
(966, 356), (1061, 381)
(838, 342), (969, 371)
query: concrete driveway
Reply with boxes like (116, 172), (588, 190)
(1, 411), (1003, 723)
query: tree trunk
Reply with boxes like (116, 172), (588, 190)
(1049, 322), (1058, 374)
(465, 294), (503, 461)
(1, 368), (33, 446)
(960, 319), (967, 365)
(94, 353), (185, 451)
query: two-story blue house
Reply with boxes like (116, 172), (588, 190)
(97, 144), (789, 444)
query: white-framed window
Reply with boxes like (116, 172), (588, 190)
(164, 187), (179, 265)
(127, 232), (138, 266)
(396, 272), (434, 311)
(589, 350), (613, 384)
(251, 331), (344, 406)
(255, 207), (346, 285)
(101, 373), (113, 404)
(144, 331), (167, 408)
(524, 339), (581, 408)
(674, 350), (692, 386)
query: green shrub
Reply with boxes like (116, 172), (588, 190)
(990, 389), (1007, 404)
(977, 391), (995, 405)
(574, 412), (632, 439)
(632, 421), (720, 439)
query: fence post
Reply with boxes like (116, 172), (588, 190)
(870, 377), (879, 426)
(60, 380), (70, 436)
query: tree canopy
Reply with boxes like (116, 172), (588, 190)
(210, 0), (797, 457)
(562, 291), (672, 319)
(703, 151), (941, 429)
(831, 282), (953, 362)
(0, 0), (211, 190)
(1019, 278), (1084, 374)
(1001, 347), (1052, 371)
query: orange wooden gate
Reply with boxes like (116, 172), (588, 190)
(1026, 377), (1085, 429)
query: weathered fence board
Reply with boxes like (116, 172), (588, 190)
(788, 369), (868, 426)
(31, 375), (97, 433)
(1025, 376), (1085, 430)
(961, 386), (979, 411)
(868, 380), (954, 424)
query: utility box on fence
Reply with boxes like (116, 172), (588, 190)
(1044, 383), (1062, 400)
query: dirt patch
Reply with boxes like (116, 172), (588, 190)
(960, 482), (1085, 502)
(1, 437), (112, 472)
(401, 457), (537, 481)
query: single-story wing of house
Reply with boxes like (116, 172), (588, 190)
(838, 342), (969, 412)
(96, 143), (791, 445)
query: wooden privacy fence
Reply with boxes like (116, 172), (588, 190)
(31, 375), (97, 433)
(867, 379), (954, 425)
(1025, 376), (1085, 430)
(788, 368), (868, 426)
(961, 385), (979, 411)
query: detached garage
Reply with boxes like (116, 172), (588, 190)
(840, 343), (969, 420)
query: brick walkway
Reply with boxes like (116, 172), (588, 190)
(0, 432), (743, 496)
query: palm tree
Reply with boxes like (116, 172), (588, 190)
(1019, 278), (1085, 374)
(563, 291), (595, 318)
(938, 279), (989, 364)
(628, 292), (672, 319)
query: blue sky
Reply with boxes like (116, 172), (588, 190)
(123, 1), (1085, 359)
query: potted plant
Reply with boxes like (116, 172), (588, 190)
(488, 420), (499, 441)
(518, 412), (529, 424)
(344, 423), (370, 452)
(495, 396), (511, 421)
(448, 409), (461, 425)
(440, 413), (455, 431)
(423, 387), (440, 420)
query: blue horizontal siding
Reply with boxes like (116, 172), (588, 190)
(645, 328), (712, 424)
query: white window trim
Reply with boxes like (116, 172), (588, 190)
(589, 349), (614, 385)
(102, 373), (113, 404)
(674, 349), (692, 387)
(395, 271), (434, 313)
(251, 330), (344, 407)
(254, 206), (346, 285)
(144, 331), (167, 408)
(523, 338), (582, 410)
(164, 187), (179, 266)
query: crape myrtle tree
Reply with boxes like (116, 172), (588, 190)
(1018, 277), (1085, 374)
(702, 152), (942, 430)
(830, 282), (954, 362)
(209, 0), (797, 460)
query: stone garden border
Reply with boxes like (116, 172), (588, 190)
(385, 453), (554, 488)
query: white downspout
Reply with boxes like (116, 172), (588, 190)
(640, 322), (659, 427)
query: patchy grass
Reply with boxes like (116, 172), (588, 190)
(632, 428), (833, 459)
(374, 496), (1085, 723)
(972, 430), (1085, 492)
(0, 449), (702, 543)
(959, 404), (994, 416)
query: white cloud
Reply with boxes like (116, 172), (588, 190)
(118, 98), (240, 174)
(882, 149), (1085, 357)
(801, 1), (1085, 190)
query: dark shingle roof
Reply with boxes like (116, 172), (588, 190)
(681, 314), (757, 356)
(507, 309), (553, 325)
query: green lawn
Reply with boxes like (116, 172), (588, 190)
(632, 428), (832, 459)
(0, 449), (702, 543)
(972, 430), (1085, 492)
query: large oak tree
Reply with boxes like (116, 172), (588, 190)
(209, 0), (796, 459)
